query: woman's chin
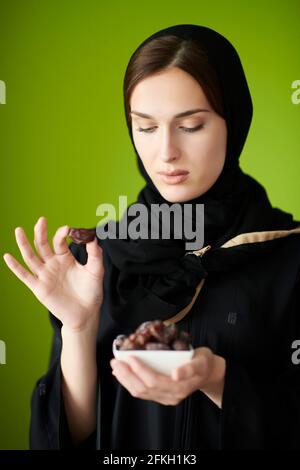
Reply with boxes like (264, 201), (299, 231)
(158, 185), (201, 203)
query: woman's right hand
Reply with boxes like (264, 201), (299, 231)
(3, 216), (105, 332)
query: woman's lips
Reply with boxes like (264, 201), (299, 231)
(157, 172), (189, 184)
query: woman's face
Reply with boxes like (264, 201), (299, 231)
(130, 67), (227, 202)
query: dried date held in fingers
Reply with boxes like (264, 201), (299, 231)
(68, 227), (96, 244)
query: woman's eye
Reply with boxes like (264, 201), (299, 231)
(136, 124), (204, 134)
(136, 126), (157, 133)
(181, 124), (204, 133)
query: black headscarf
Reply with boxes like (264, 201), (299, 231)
(100, 24), (296, 330)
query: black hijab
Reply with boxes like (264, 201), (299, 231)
(100, 24), (296, 330)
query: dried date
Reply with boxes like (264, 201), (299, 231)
(68, 227), (96, 244)
(115, 320), (192, 351)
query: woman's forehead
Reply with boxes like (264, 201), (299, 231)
(130, 69), (212, 117)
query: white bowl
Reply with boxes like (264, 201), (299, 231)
(112, 339), (194, 376)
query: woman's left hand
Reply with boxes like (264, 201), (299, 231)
(110, 347), (226, 408)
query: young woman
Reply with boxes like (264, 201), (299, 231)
(4, 24), (300, 450)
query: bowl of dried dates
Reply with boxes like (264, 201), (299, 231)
(112, 320), (194, 375)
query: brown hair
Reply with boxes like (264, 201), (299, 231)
(124, 35), (225, 128)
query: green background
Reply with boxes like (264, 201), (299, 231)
(0, 0), (299, 449)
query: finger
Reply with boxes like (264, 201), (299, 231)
(125, 356), (171, 392)
(86, 239), (104, 278)
(34, 217), (53, 260)
(177, 373), (203, 396)
(112, 359), (181, 405)
(15, 227), (44, 274)
(172, 347), (212, 381)
(3, 253), (38, 291)
(53, 225), (71, 255)
(172, 356), (206, 381)
(111, 361), (148, 398)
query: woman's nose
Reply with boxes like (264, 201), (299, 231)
(159, 131), (181, 162)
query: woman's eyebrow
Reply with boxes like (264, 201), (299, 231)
(130, 108), (210, 119)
